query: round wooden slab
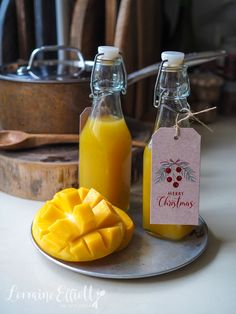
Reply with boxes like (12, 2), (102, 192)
(0, 144), (146, 201)
(0, 144), (79, 201)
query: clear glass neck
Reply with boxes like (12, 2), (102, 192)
(91, 92), (123, 119)
(90, 53), (127, 119)
(154, 65), (190, 129)
(155, 65), (190, 100)
(90, 55), (127, 96)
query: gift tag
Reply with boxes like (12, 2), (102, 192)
(151, 127), (201, 225)
(80, 107), (92, 133)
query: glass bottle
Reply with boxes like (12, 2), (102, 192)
(142, 51), (193, 240)
(79, 46), (132, 211)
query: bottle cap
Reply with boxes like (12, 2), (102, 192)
(98, 46), (119, 60)
(161, 51), (185, 67)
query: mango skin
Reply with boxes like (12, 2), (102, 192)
(32, 187), (134, 262)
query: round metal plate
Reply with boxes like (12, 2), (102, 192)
(31, 207), (208, 279)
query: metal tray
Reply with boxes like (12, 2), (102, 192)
(31, 207), (208, 279)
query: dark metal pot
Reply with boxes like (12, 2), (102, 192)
(0, 45), (226, 133)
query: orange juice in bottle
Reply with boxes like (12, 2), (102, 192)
(79, 46), (131, 211)
(143, 51), (193, 240)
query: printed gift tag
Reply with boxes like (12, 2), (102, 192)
(151, 127), (201, 225)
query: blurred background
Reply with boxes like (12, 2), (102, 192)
(0, 0), (236, 123)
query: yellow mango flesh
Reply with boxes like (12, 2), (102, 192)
(99, 223), (124, 251)
(82, 188), (104, 207)
(53, 188), (81, 213)
(73, 203), (96, 235)
(113, 206), (135, 250)
(40, 201), (65, 223)
(92, 200), (121, 228)
(32, 187), (134, 262)
(78, 187), (89, 202)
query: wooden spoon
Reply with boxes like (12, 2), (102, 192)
(0, 130), (146, 150)
(0, 130), (80, 150)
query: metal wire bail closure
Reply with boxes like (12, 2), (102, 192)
(90, 52), (103, 98)
(90, 52), (127, 98)
(153, 59), (167, 108)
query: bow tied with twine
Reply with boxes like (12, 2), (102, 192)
(174, 107), (217, 139)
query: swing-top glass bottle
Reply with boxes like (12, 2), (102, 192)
(79, 46), (131, 211)
(143, 51), (194, 240)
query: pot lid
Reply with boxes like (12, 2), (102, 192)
(0, 46), (93, 83)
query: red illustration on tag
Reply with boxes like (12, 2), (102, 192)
(155, 159), (196, 188)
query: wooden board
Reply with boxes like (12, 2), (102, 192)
(70, 0), (105, 60)
(0, 0), (18, 65)
(0, 145), (78, 201)
(114, 0), (135, 117)
(105, 0), (117, 45)
(0, 119), (152, 201)
(15, 0), (35, 60)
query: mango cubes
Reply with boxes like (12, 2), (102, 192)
(32, 188), (134, 262)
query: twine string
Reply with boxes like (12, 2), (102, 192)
(174, 106), (217, 139)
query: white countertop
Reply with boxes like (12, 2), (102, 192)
(1, 116), (236, 314)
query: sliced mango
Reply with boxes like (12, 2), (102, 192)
(53, 188), (81, 212)
(83, 231), (108, 259)
(92, 200), (120, 228)
(39, 201), (65, 223)
(78, 187), (89, 201)
(32, 187), (135, 262)
(60, 246), (76, 261)
(48, 218), (80, 242)
(40, 232), (67, 254)
(70, 239), (92, 261)
(32, 220), (50, 239)
(73, 203), (96, 235)
(99, 223), (124, 251)
(82, 188), (104, 207)
(113, 206), (135, 250)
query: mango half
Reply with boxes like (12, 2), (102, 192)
(32, 187), (134, 262)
